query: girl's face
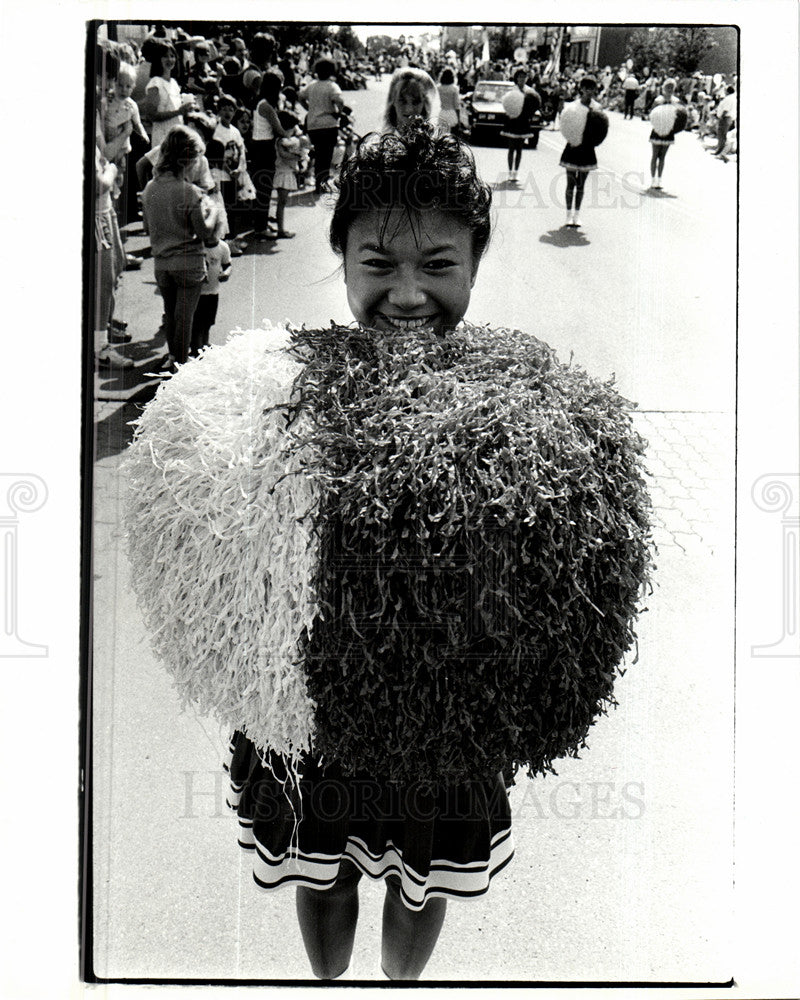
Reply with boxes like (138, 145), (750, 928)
(116, 76), (134, 100)
(161, 50), (177, 76)
(394, 83), (426, 127)
(344, 208), (477, 338)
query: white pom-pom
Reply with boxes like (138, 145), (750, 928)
(124, 327), (319, 761)
(560, 100), (588, 145)
(502, 89), (524, 119)
(650, 103), (677, 137)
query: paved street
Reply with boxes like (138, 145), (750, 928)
(92, 76), (736, 982)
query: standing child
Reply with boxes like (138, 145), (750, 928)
(648, 78), (688, 189)
(250, 72), (291, 237)
(140, 125), (218, 371)
(128, 122), (651, 982)
(500, 68), (540, 184)
(189, 239), (232, 357)
(212, 96), (249, 243)
(558, 76), (609, 227)
(272, 111), (304, 239)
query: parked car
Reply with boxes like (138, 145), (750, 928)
(465, 80), (515, 143)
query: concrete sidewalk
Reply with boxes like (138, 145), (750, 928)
(91, 390), (734, 983)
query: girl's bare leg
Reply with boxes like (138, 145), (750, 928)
(565, 170), (576, 210)
(650, 146), (659, 182)
(380, 876), (447, 981)
(295, 861), (361, 979)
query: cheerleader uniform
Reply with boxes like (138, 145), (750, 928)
(649, 96), (682, 147)
(559, 98), (607, 172)
(500, 86), (538, 140)
(225, 732), (514, 911)
(559, 140), (598, 172)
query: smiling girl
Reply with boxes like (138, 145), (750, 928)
(129, 119), (652, 982)
(144, 39), (196, 147)
(224, 124), (504, 982)
(382, 67), (441, 134)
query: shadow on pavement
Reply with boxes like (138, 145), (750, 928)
(93, 397), (153, 461)
(539, 227), (591, 249)
(240, 240), (281, 256)
(291, 190), (323, 208)
(642, 188), (678, 200)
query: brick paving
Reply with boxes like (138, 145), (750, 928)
(633, 410), (733, 558)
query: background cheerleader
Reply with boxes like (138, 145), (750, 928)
(647, 78), (688, 189)
(558, 76), (608, 228)
(500, 68), (540, 184)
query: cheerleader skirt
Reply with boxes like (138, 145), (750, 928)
(225, 731), (515, 911)
(501, 114), (534, 139)
(559, 142), (597, 171)
(649, 129), (675, 147)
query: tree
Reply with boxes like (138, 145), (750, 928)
(489, 25), (517, 61)
(625, 27), (673, 72)
(668, 27), (716, 74)
(336, 25), (365, 57)
(625, 26), (716, 74)
(366, 34), (393, 55)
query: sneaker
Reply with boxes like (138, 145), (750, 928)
(564, 211), (573, 227)
(653, 177), (662, 189)
(124, 256), (142, 270)
(97, 346), (134, 369)
(572, 214), (582, 228)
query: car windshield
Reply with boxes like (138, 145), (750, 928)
(473, 84), (513, 102)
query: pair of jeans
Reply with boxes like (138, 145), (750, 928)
(309, 127), (339, 190)
(155, 260), (205, 364)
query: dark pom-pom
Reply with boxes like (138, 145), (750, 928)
(584, 107), (609, 148)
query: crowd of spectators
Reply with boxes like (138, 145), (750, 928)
(93, 25), (738, 371)
(94, 26), (371, 371)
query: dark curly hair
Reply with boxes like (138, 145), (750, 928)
(330, 122), (492, 267)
